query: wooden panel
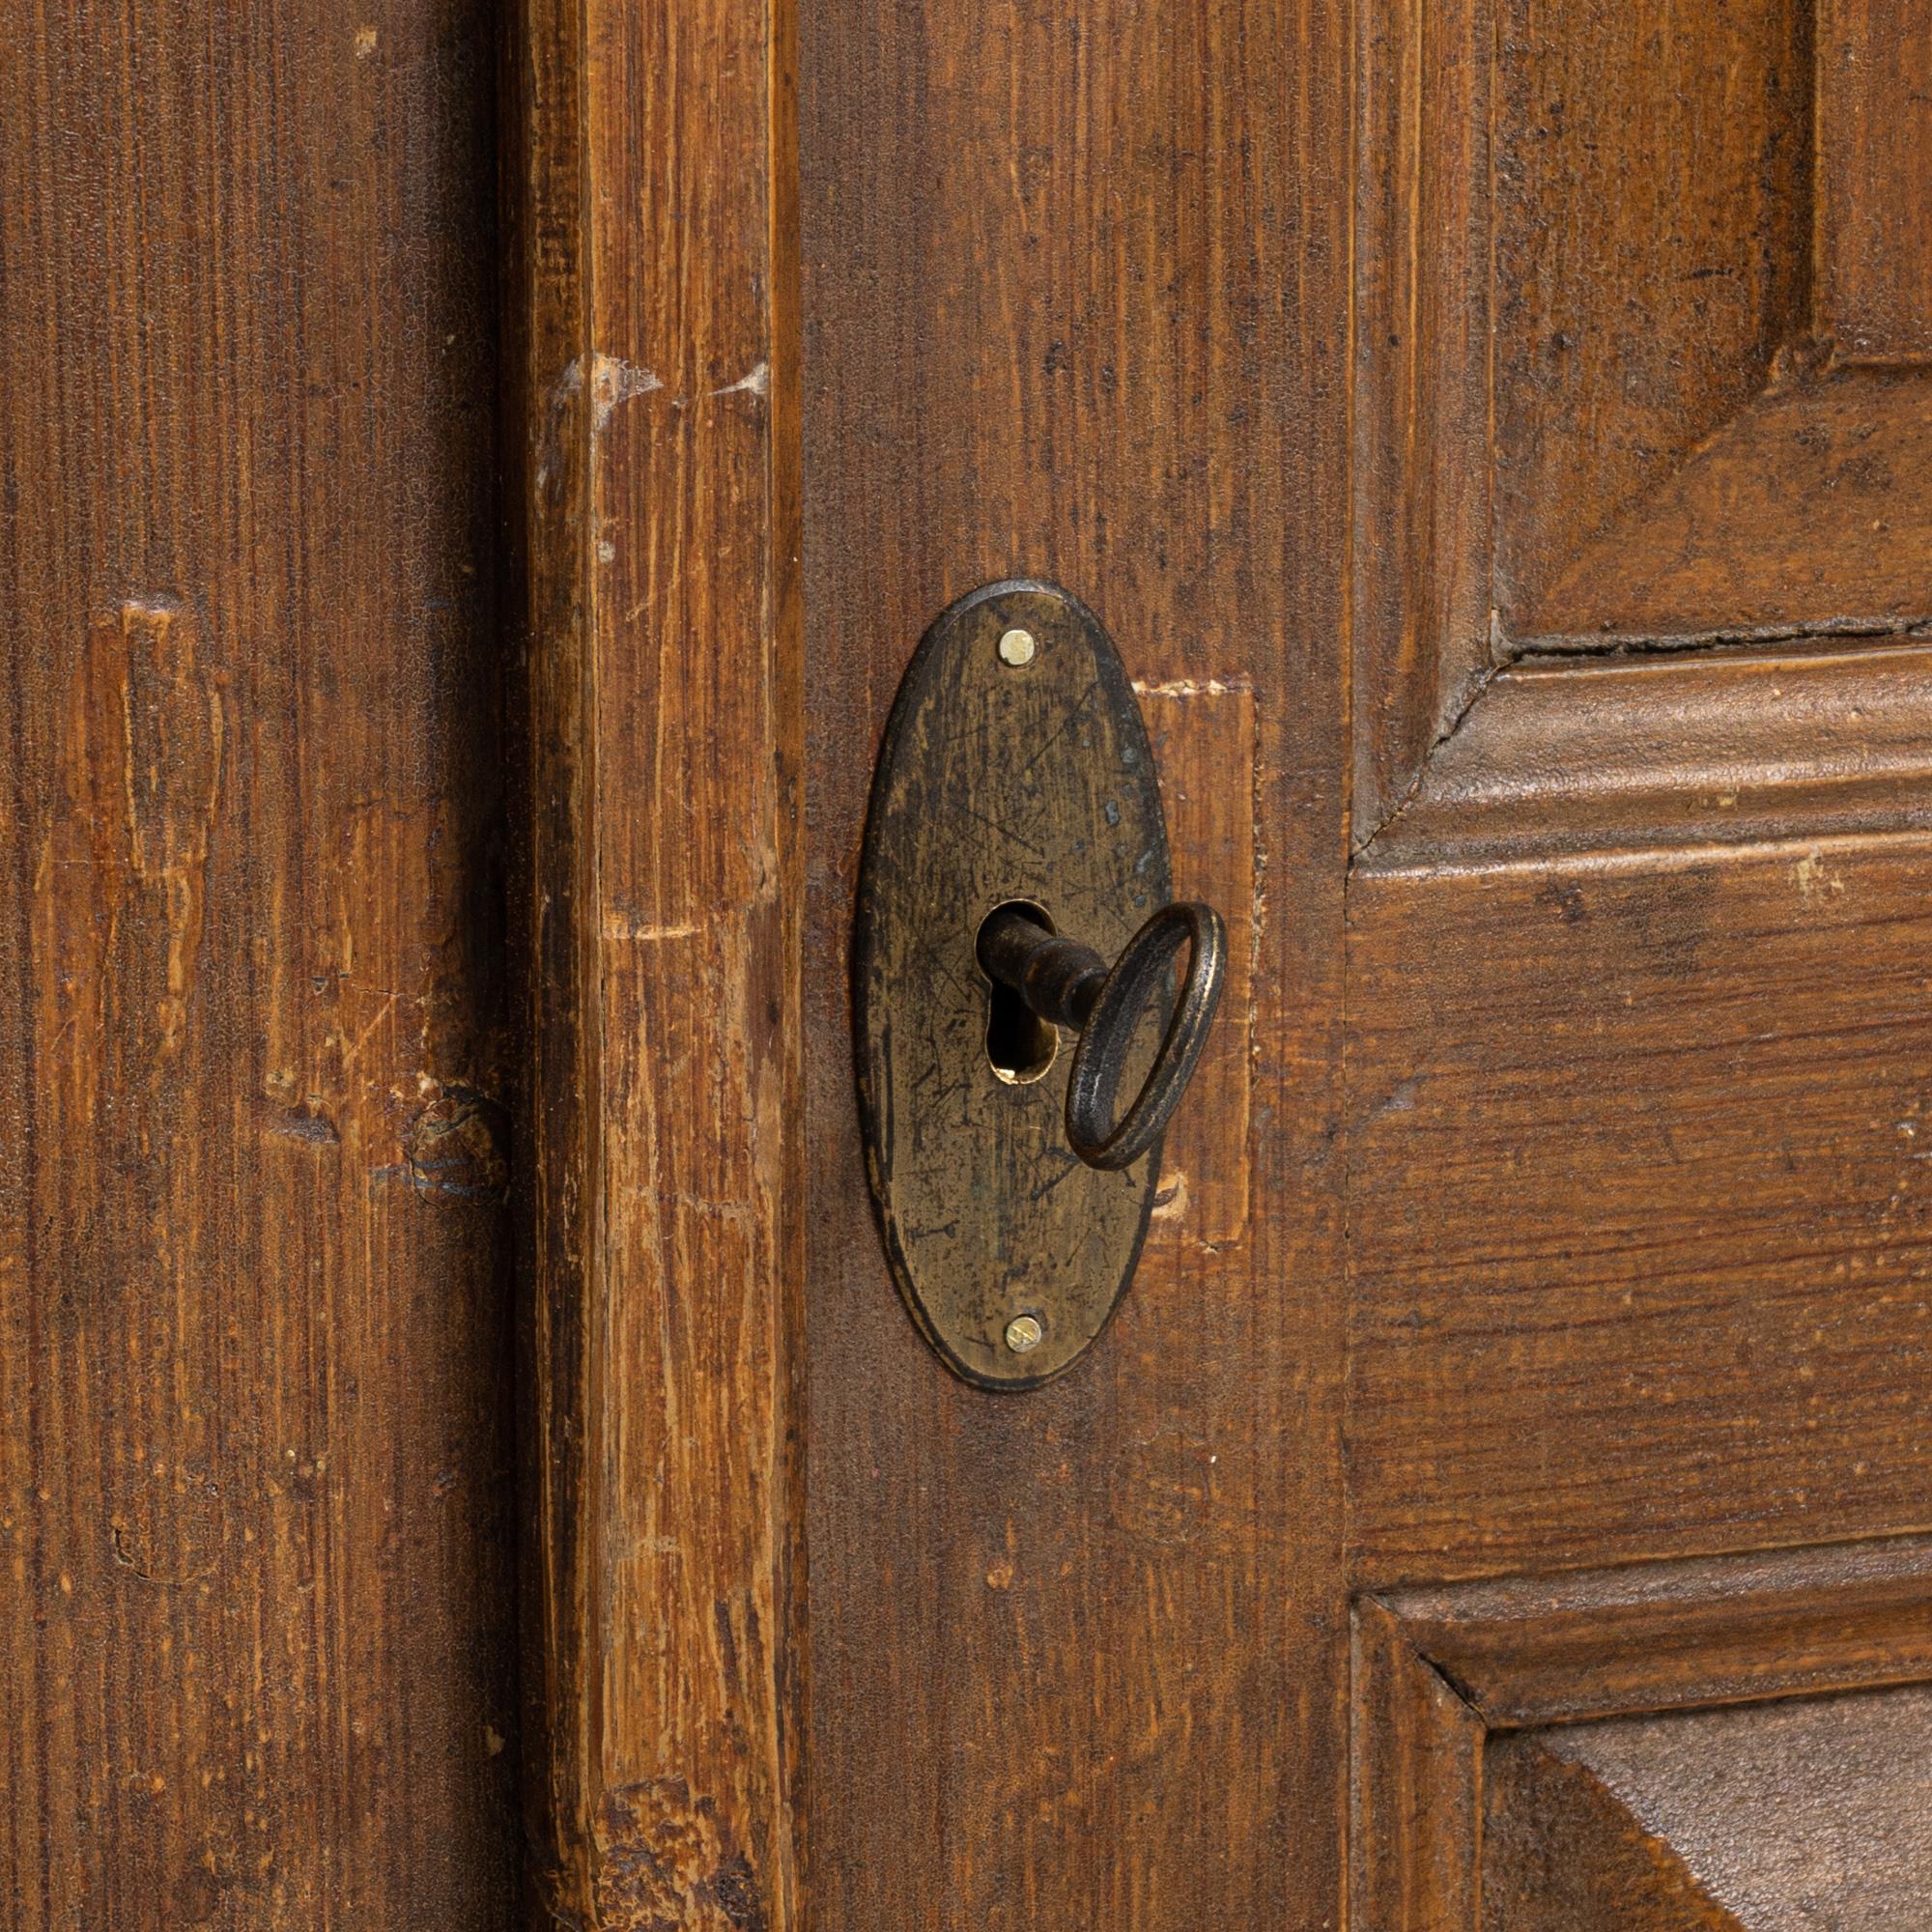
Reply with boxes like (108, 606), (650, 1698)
(1520, 369), (1932, 644)
(1350, 0), (1496, 833)
(1354, 1537), (1932, 1931)
(799, 0), (1351, 1918)
(1349, 838), (1932, 1583)
(1483, 1730), (1729, 1932)
(0, 5), (515, 1927)
(1378, 1535), (1932, 1728)
(1351, 1598), (1487, 1932)
(1351, 0), (1822, 828)
(1492, 0), (1813, 635)
(1488, 1688), (1932, 1929)
(1820, 0), (1932, 362)
(507, 0), (804, 1921)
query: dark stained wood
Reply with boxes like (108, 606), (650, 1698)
(1488, 1688), (1932, 1930)
(1491, 0), (1814, 636)
(798, 0), (1351, 1918)
(1520, 368), (1932, 646)
(1350, 0), (1495, 836)
(1483, 1729), (1743, 1932)
(0, 3), (517, 1926)
(1351, 1598), (1487, 1932)
(1820, 0), (1932, 363)
(506, 0), (805, 1922)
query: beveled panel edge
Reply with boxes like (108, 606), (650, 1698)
(1354, 639), (1932, 876)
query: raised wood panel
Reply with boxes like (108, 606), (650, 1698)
(1492, 0), (1813, 638)
(1353, 0), (1932, 833)
(798, 0), (1351, 1915)
(507, 0), (805, 1920)
(0, 5), (516, 1926)
(1487, 1687), (1932, 1929)
(1353, 1538), (1932, 1931)
(1348, 837), (1932, 1583)
(1820, 0), (1932, 362)
(1522, 368), (1932, 644)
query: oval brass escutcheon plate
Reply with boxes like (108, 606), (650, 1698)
(854, 580), (1172, 1389)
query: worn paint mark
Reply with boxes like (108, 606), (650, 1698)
(708, 362), (769, 399)
(1131, 676), (1247, 697)
(603, 912), (703, 942)
(590, 354), (664, 436)
(1793, 847), (1847, 899)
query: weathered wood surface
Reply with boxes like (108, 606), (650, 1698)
(0, 3), (517, 1925)
(799, 0), (1350, 1917)
(507, 0), (805, 1921)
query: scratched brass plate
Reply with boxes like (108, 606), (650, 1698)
(855, 580), (1172, 1389)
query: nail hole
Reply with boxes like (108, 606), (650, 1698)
(980, 900), (1058, 1086)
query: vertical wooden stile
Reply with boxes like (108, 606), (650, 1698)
(504, 0), (805, 1923)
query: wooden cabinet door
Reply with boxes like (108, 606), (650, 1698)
(791, 0), (1932, 1928)
(9, 0), (1930, 1925)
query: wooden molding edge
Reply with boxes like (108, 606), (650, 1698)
(505, 0), (805, 1925)
(1351, 1534), (1932, 1929)
(1354, 639), (1932, 876)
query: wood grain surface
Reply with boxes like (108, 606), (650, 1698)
(506, 0), (805, 1921)
(0, 4), (518, 1926)
(1349, 837), (1932, 1584)
(798, 0), (1350, 1919)
(1360, 641), (1932, 871)
(1820, 0), (1932, 362)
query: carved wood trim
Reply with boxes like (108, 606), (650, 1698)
(1351, 1534), (1932, 1929)
(1355, 639), (1932, 873)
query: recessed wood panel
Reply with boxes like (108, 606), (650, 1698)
(1353, 0), (1932, 832)
(1354, 1538), (1932, 1930)
(1493, 0), (1814, 633)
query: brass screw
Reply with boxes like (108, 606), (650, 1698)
(997, 627), (1037, 668)
(1005, 1313), (1044, 1354)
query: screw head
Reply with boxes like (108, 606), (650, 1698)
(1005, 1313), (1044, 1354)
(997, 627), (1037, 668)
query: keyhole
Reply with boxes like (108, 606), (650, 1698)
(980, 900), (1059, 1085)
